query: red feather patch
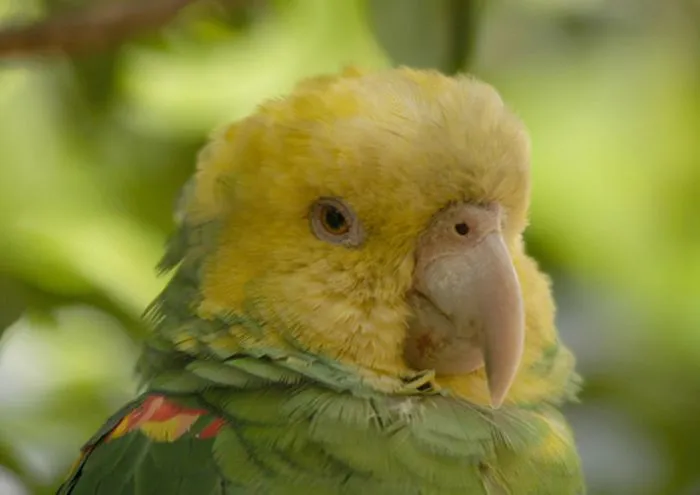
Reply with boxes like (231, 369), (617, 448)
(106, 394), (225, 442)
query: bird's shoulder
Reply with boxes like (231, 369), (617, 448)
(56, 392), (230, 495)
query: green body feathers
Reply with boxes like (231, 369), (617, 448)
(59, 356), (583, 495)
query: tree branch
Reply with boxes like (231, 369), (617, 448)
(0, 0), (208, 57)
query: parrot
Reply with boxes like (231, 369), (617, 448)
(57, 66), (584, 495)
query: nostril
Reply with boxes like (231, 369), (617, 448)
(454, 222), (470, 236)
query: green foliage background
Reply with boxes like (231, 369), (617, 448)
(0, 1), (698, 494)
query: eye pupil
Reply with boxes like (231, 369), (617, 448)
(455, 222), (469, 236)
(324, 207), (347, 232)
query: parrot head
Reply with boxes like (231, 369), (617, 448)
(157, 67), (573, 409)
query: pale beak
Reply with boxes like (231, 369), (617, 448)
(404, 203), (525, 408)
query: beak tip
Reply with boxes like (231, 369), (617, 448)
(487, 386), (506, 409)
(485, 360), (520, 410)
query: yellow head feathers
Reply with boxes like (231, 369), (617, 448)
(163, 66), (574, 406)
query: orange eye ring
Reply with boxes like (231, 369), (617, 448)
(309, 197), (364, 247)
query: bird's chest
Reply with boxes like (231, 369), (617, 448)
(214, 390), (507, 494)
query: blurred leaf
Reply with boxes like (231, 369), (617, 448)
(0, 435), (24, 481)
(120, 0), (389, 136)
(0, 276), (26, 339)
(68, 47), (120, 116)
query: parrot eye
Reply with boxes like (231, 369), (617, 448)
(310, 198), (364, 247)
(321, 205), (349, 234)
